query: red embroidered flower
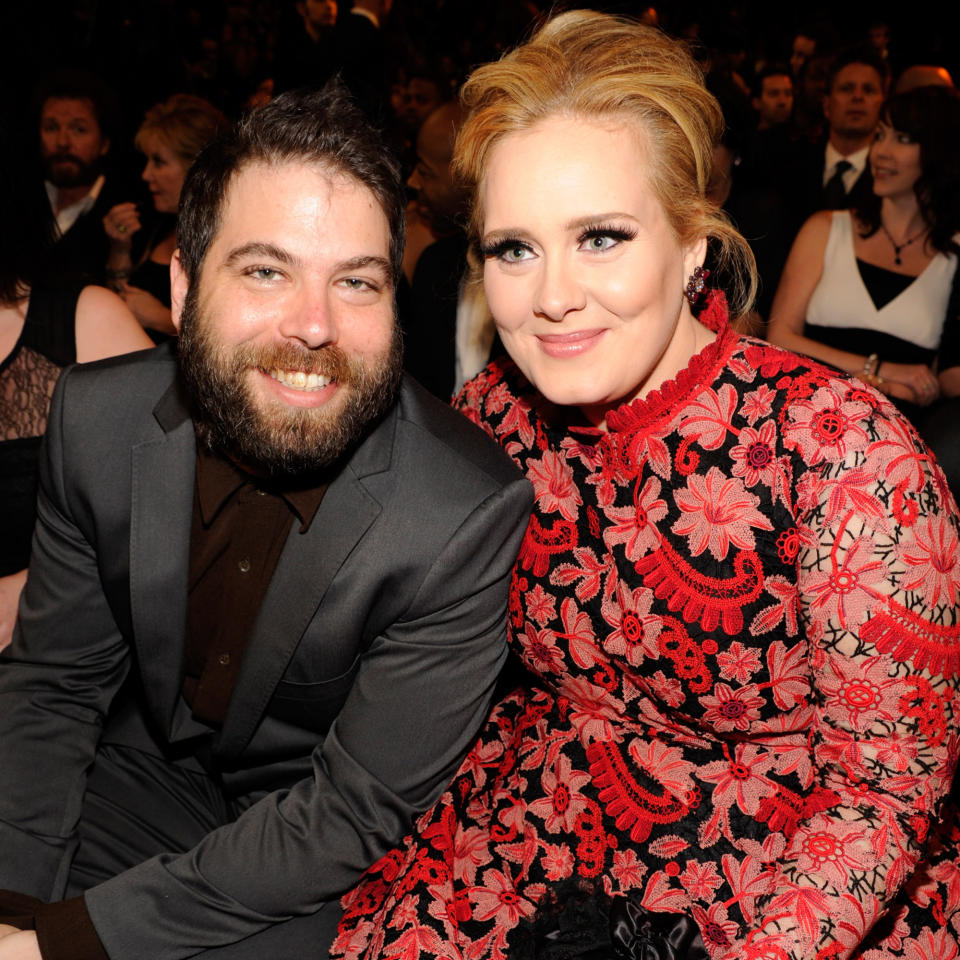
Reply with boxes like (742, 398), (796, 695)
(524, 583), (558, 628)
(610, 848), (647, 891)
(526, 449), (583, 520)
(784, 384), (871, 465)
(793, 816), (878, 887)
(528, 754), (592, 833)
(541, 842), (575, 881)
(716, 641), (762, 683)
(679, 860), (724, 900)
(739, 384), (777, 425)
(600, 581), (662, 666)
(469, 866), (541, 928)
(896, 514), (960, 609)
(730, 420), (786, 492)
(818, 654), (900, 731)
(804, 533), (886, 631)
(698, 743), (776, 816)
(671, 467), (774, 561)
(603, 475), (668, 562)
(700, 682), (765, 732)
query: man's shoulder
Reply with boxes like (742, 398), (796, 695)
(392, 375), (524, 488)
(57, 342), (179, 423)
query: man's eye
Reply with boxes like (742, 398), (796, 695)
(342, 277), (376, 291)
(249, 267), (280, 281)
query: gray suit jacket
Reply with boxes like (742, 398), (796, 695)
(0, 344), (531, 957)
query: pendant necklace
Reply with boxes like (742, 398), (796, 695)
(880, 220), (926, 266)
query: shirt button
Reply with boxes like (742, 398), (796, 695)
(238, 558), (251, 573)
(218, 653), (231, 666)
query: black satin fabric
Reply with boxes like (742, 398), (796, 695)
(609, 897), (709, 960)
(507, 883), (708, 960)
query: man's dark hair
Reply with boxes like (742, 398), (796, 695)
(826, 46), (889, 94)
(752, 64), (793, 99)
(34, 68), (119, 141)
(855, 86), (960, 257)
(178, 81), (405, 287)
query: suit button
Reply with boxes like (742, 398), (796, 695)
(219, 653), (231, 665)
(238, 558), (251, 573)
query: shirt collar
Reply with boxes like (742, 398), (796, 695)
(350, 6), (379, 28)
(824, 141), (870, 178)
(45, 174), (105, 235)
(195, 441), (327, 533)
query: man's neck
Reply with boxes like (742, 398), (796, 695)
(828, 130), (871, 158)
(53, 183), (95, 214)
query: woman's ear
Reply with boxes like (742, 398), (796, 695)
(683, 235), (708, 280)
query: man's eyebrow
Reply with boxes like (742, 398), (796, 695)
(337, 255), (392, 276)
(223, 242), (301, 269)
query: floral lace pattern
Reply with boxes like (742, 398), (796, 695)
(334, 308), (960, 960)
(1, 344), (61, 442)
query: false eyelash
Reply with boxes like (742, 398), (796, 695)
(479, 237), (531, 259)
(577, 223), (637, 244)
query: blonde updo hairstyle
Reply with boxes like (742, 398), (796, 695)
(135, 94), (227, 170)
(453, 10), (757, 318)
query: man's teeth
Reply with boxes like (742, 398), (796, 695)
(269, 369), (333, 391)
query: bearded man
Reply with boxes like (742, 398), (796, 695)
(0, 83), (531, 960)
(37, 70), (143, 284)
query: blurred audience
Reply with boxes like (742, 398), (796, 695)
(37, 69), (143, 285)
(0, 150), (151, 649)
(102, 95), (226, 339)
(768, 85), (960, 494)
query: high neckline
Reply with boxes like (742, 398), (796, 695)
(605, 292), (735, 435)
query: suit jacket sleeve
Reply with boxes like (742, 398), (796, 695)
(0, 368), (132, 897)
(84, 456), (532, 957)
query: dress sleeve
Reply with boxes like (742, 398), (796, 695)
(734, 384), (960, 960)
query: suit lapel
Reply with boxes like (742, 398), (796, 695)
(129, 381), (200, 736)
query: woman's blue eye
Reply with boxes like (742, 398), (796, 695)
(584, 235), (616, 251)
(503, 245), (531, 262)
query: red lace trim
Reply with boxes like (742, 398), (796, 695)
(635, 541), (765, 635)
(606, 307), (738, 436)
(861, 598), (960, 679)
(586, 740), (691, 843)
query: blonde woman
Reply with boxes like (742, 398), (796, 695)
(335, 13), (960, 960)
(102, 94), (225, 336)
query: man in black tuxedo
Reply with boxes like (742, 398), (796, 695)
(0, 84), (531, 960)
(37, 70), (143, 285)
(784, 47), (888, 237)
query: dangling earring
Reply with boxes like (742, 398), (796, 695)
(684, 265), (710, 304)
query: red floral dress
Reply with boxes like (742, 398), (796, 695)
(334, 307), (960, 960)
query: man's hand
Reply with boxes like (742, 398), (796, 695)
(0, 930), (41, 960)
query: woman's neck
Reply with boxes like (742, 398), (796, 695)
(880, 193), (927, 241)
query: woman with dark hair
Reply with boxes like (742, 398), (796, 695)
(0, 151), (151, 647)
(768, 86), (960, 418)
(101, 94), (226, 337)
(335, 14), (960, 960)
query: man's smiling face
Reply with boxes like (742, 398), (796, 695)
(172, 159), (401, 476)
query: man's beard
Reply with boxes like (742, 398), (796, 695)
(178, 290), (403, 479)
(43, 151), (102, 189)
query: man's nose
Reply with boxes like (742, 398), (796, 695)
(279, 285), (338, 348)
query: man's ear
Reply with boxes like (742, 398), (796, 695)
(99, 137), (110, 158)
(170, 250), (189, 334)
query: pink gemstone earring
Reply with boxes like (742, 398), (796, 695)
(684, 265), (710, 304)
